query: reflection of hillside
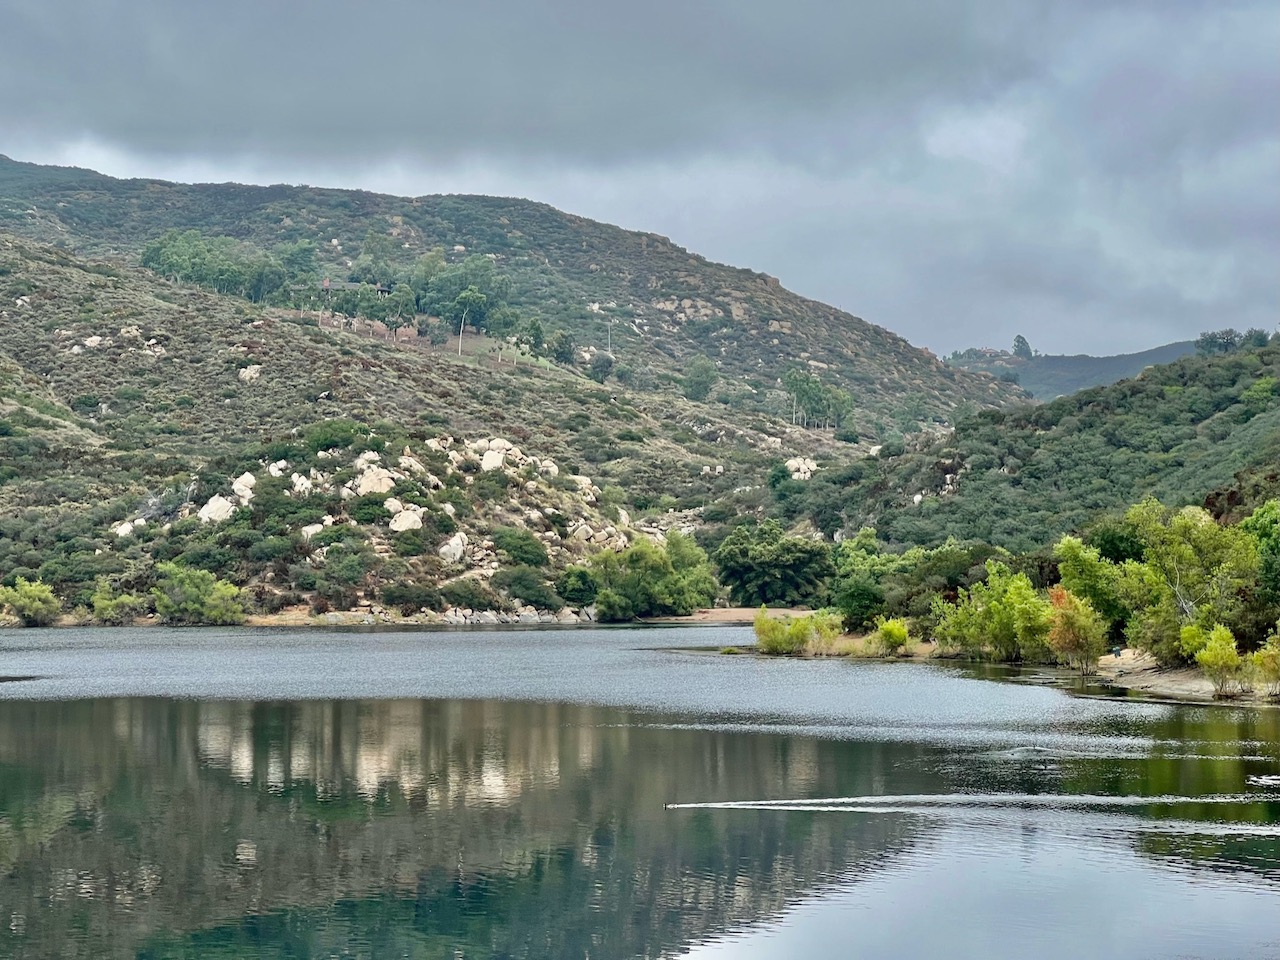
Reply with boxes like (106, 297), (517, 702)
(0, 699), (922, 959)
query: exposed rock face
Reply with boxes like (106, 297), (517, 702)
(539, 460), (560, 478)
(112, 520), (135, 538)
(291, 473), (313, 495)
(300, 523), (324, 540)
(356, 467), (396, 496)
(267, 459), (289, 477)
(389, 511), (423, 532)
(237, 364), (262, 382)
(198, 495), (236, 524)
(480, 450), (506, 472)
(439, 531), (469, 563)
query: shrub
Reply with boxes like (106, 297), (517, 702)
(869, 616), (910, 657)
(556, 565), (599, 606)
(491, 565), (563, 610)
(0, 577), (61, 626)
(348, 495), (392, 525)
(1046, 586), (1108, 675)
(381, 582), (444, 615)
(491, 526), (549, 567)
(151, 562), (244, 625)
(441, 579), (500, 611)
(1251, 631), (1280, 698)
(753, 607), (843, 655)
(90, 582), (148, 625)
(1196, 624), (1243, 697)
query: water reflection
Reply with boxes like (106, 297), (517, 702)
(0, 695), (1277, 959)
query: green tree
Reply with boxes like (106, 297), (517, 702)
(712, 519), (834, 606)
(384, 283), (417, 339)
(932, 560), (1051, 662)
(1125, 499), (1258, 628)
(0, 577), (61, 626)
(589, 353), (614, 383)
(683, 356), (718, 401)
(151, 562), (244, 625)
(590, 534), (716, 621)
(1012, 335), (1033, 360)
(1195, 624), (1242, 696)
(549, 331), (576, 366)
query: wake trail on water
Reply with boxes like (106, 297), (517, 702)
(665, 792), (1280, 811)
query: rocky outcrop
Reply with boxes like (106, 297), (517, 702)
(785, 457), (818, 481)
(439, 531), (469, 563)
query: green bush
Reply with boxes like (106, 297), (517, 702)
(381, 582), (443, 615)
(441, 579), (500, 611)
(151, 562), (244, 625)
(90, 582), (148, 625)
(869, 616), (910, 657)
(0, 577), (61, 626)
(556, 565), (599, 606)
(1196, 624), (1243, 697)
(491, 526), (549, 567)
(491, 565), (562, 610)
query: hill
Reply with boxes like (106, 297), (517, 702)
(767, 340), (1280, 552)
(0, 234), (870, 619)
(0, 155), (1019, 433)
(945, 340), (1198, 399)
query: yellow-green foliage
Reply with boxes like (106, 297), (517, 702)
(151, 562), (244, 626)
(0, 576), (61, 626)
(1046, 586), (1107, 674)
(1251, 632), (1280, 698)
(90, 582), (147, 626)
(932, 561), (1051, 662)
(753, 606), (842, 656)
(869, 616), (910, 657)
(1195, 624), (1242, 697)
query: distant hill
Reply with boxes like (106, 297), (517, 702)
(0, 155), (1020, 431)
(768, 340), (1280, 552)
(946, 341), (1197, 399)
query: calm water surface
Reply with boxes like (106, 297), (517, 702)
(1, 625), (1278, 959)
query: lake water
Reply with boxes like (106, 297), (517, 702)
(1, 625), (1278, 959)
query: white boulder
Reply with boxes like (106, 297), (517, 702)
(384, 497), (404, 514)
(389, 511), (423, 533)
(112, 520), (135, 538)
(198, 495), (236, 524)
(355, 467), (397, 496)
(232, 472), (257, 501)
(480, 450), (506, 472)
(300, 523), (324, 540)
(439, 531), (469, 563)
(291, 473), (313, 495)
(237, 364), (262, 382)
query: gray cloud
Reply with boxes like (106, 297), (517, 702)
(2, 0), (1276, 355)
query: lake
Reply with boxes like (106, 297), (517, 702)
(1, 625), (1278, 959)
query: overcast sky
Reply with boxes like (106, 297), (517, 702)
(3, 0), (1276, 355)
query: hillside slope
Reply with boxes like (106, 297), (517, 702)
(0, 235), (857, 615)
(0, 155), (1019, 429)
(774, 341), (1280, 552)
(946, 341), (1198, 399)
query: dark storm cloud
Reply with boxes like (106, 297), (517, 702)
(2, 0), (1276, 354)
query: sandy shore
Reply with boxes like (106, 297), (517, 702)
(641, 607), (808, 625)
(1096, 648), (1277, 706)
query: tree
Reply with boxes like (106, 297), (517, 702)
(590, 534), (716, 621)
(1012, 335), (1033, 360)
(453, 286), (487, 357)
(0, 577), (61, 626)
(1125, 499), (1258, 628)
(1047, 586), (1107, 674)
(712, 519), (834, 606)
(384, 283), (417, 339)
(151, 562), (244, 625)
(932, 560), (1051, 661)
(589, 353), (614, 383)
(1195, 624), (1242, 697)
(683, 356), (718, 401)
(549, 331), (576, 366)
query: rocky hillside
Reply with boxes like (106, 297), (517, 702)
(0, 234), (869, 619)
(0, 155), (1019, 429)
